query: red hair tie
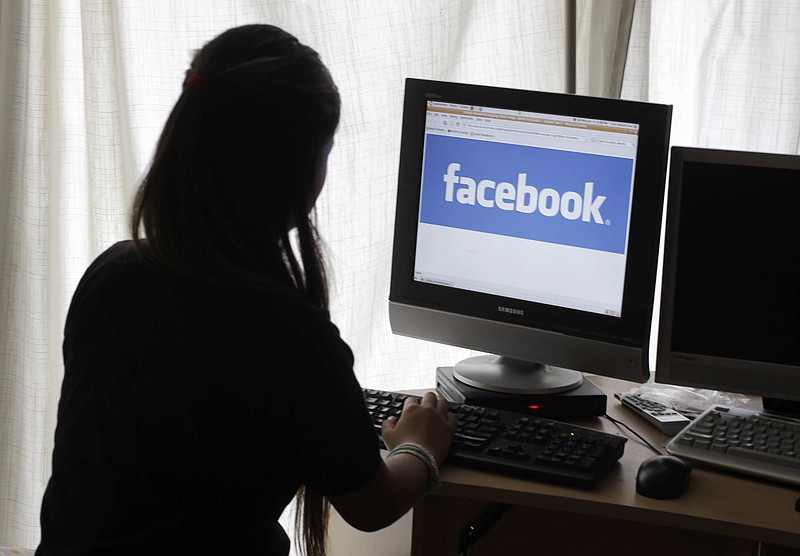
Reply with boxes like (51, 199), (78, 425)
(184, 73), (209, 91)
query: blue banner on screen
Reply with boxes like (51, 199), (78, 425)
(419, 134), (634, 254)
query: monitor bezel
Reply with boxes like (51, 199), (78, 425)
(656, 146), (800, 402)
(390, 78), (672, 383)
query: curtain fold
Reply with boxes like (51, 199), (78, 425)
(585, 0), (636, 98)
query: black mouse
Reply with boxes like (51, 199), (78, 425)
(636, 454), (692, 499)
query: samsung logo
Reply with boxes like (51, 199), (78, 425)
(671, 354), (698, 362)
(498, 306), (524, 316)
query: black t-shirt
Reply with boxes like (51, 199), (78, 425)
(36, 241), (381, 555)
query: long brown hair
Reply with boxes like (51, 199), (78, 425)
(130, 24), (339, 556)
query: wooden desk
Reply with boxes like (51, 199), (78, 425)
(410, 375), (800, 555)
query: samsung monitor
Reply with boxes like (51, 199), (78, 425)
(657, 146), (800, 414)
(389, 78), (672, 395)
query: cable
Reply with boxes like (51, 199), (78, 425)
(603, 413), (664, 456)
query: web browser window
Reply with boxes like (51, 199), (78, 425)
(413, 101), (639, 316)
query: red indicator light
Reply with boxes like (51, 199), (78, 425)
(527, 405), (540, 410)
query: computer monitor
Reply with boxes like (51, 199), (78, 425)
(389, 78), (672, 395)
(657, 146), (800, 414)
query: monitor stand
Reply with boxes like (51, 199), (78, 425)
(453, 355), (584, 395)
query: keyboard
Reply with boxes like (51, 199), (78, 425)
(665, 405), (800, 487)
(363, 388), (626, 488)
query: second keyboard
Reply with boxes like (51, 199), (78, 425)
(665, 404), (800, 487)
(363, 388), (626, 488)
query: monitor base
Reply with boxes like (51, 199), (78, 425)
(453, 355), (584, 395)
(437, 366), (607, 418)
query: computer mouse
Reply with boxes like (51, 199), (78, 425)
(636, 454), (692, 499)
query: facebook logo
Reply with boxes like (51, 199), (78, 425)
(419, 134), (634, 254)
(442, 163), (607, 223)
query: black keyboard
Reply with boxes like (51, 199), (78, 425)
(363, 388), (626, 488)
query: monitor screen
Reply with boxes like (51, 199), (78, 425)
(657, 146), (800, 410)
(390, 79), (672, 394)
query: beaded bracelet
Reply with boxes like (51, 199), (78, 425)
(387, 442), (441, 492)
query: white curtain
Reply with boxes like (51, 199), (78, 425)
(2, 0), (799, 550)
(623, 0), (800, 154)
(0, 0), (567, 548)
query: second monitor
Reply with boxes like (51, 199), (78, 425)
(389, 79), (672, 402)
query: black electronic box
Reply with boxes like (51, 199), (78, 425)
(436, 366), (607, 419)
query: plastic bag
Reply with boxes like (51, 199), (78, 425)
(625, 384), (751, 419)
